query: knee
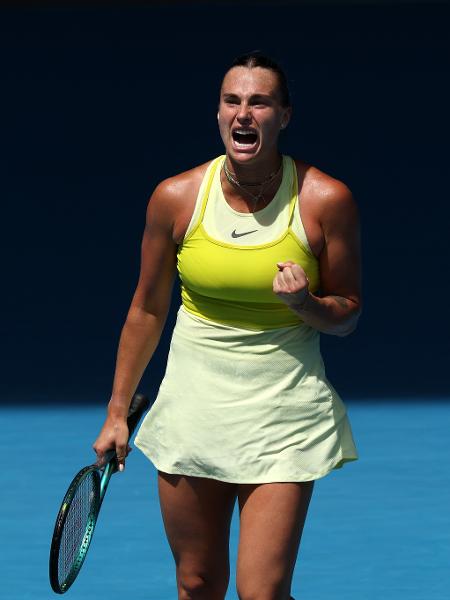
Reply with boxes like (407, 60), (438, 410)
(178, 573), (208, 599)
(178, 567), (227, 599)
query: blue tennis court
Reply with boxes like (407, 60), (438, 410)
(2, 399), (449, 599)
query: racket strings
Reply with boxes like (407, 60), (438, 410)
(58, 470), (99, 586)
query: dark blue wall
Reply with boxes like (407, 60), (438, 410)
(2, 2), (449, 403)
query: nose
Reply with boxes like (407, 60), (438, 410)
(236, 102), (252, 124)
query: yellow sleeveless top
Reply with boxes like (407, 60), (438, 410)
(177, 156), (320, 330)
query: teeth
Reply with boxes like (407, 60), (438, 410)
(232, 128), (257, 148)
(235, 140), (255, 147)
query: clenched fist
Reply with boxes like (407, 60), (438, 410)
(273, 261), (310, 309)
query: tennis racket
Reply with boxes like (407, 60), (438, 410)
(49, 392), (150, 594)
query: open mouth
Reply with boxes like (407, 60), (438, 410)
(232, 128), (258, 147)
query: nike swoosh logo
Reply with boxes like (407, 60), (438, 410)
(231, 229), (258, 238)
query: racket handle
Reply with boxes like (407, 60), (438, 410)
(103, 393), (150, 464)
(126, 393), (151, 437)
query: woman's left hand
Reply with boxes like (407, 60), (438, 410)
(273, 261), (309, 309)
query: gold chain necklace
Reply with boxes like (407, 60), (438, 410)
(222, 159), (283, 209)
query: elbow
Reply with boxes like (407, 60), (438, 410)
(125, 304), (168, 333)
(334, 324), (356, 337)
(334, 307), (362, 337)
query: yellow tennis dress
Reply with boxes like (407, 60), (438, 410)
(134, 156), (358, 482)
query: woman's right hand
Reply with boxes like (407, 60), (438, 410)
(93, 415), (131, 472)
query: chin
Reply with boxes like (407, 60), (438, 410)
(227, 145), (261, 162)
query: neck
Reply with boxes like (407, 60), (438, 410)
(225, 153), (282, 185)
(221, 153), (284, 210)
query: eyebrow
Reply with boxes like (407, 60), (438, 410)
(222, 92), (274, 101)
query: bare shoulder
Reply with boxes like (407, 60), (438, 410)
(146, 160), (214, 241)
(148, 160), (212, 212)
(294, 159), (358, 229)
(295, 159), (355, 207)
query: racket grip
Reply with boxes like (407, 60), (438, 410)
(126, 393), (150, 437)
(103, 393), (150, 464)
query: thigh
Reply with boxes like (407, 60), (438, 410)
(158, 472), (237, 592)
(236, 481), (314, 600)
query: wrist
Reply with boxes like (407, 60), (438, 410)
(107, 396), (130, 419)
(291, 290), (311, 313)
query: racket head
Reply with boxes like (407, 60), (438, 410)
(49, 392), (150, 593)
(49, 465), (103, 593)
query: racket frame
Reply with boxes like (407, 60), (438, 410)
(49, 393), (149, 594)
(49, 460), (115, 593)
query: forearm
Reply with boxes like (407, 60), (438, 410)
(108, 306), (167, 418)
(290, 292), (361, 337)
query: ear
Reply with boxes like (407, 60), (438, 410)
(281, 106), (292, 130)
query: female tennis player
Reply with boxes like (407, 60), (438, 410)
(94, 52), (361, 600)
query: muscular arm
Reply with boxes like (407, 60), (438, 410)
(107, 186), (178, 418)
(93, 181), (178, 465)
(274, 179), (362, 336)
(107, 165), (207, 415)
(93, 165), (206, 466)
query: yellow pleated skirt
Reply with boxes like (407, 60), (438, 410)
(134, 306), (358, 483)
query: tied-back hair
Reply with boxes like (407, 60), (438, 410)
(229, 51), (291, 107)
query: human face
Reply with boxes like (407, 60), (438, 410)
(218, 66), (291, 164)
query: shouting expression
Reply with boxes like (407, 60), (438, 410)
(218, 66), (291, 164)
